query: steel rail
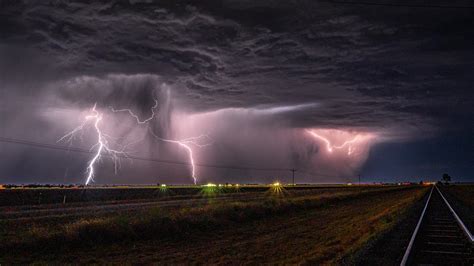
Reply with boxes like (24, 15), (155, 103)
(435, 186), (474, 242)
(400, 185), (434, 266)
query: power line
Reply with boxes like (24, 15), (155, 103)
(0, 136), (357, 179)
(321, 0), (474, 9)
(0, 136), (353, 179)
(0, 136), (294, 172)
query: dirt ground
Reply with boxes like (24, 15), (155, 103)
(2, 187), (427, 265)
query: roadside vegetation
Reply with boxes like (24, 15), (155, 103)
(0, 186), (428, 264)
(0, 185), (375, 206)
(439, 184), (474, 232)
(442, 184), (474, 207)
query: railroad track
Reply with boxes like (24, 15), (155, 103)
(401, 186), (473, 265)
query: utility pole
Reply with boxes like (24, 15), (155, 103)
(63, 168), (68, 204)
(291, 168), (296, 185)
(358, 174), (361, 186)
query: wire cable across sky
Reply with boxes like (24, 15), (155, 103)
(0, 136), (346, 180)
(0, 136), (300, 173)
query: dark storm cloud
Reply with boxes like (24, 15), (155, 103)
(2, 0), (472, 132)
(1, 0), (473, 183)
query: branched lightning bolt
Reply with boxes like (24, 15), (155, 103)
(110, 99), (158, 124)
(306, 129), (361, 155)
(60, 97), (210, 185)
(148, 129), (211, 184)
(110, 98), (211, 184)
(306, 130), (334, 152)
(333, 135), (361, 155)
(58, 104), (128, 185)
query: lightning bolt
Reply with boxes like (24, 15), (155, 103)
(148, 129), (211, 185)
(306, 129), (362, 155)
(306, 130), (334, 152)
(110, 99), (158, 124)
(58, 104), (128, 185)
(60, 96), (210, 185)
(110, 98), (211, 184)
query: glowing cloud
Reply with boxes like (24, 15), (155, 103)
(58, 94), (211, 185)
(306, 129), (375, 156)
(303, 128), (378, 180)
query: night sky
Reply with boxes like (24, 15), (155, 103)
(0, 0), (473, 184)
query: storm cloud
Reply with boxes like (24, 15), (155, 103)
(1, 0), (473, 184)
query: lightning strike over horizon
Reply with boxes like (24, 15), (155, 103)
(109, 94), (211, 185)
(59, 93), (211, 185)
(58, 104), (128, 185)
(112, 95), (211, 185)
(148, 129), (211, 185)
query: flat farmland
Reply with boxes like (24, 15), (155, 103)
(0, 185), (389, 221)
(0, 185), (367, 206)
(438, 184), (474, 232)
(0, 185), (429, 264)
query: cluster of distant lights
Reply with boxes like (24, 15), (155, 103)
(159, 182), (280, 188)
(202, 183), (240, 188)
(149, 182), (427, 187)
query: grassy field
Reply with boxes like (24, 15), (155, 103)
(0, 184), (374, 206)
(350, 187), (431, 265)
(0, 185), (428, 264)
(442, 184), (474, 207)
(439, 184), (474, 232)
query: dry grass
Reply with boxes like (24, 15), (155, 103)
(440, 184), (474, 232)
(442, 185), (474, 207)
(0, 186), (427, 264)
